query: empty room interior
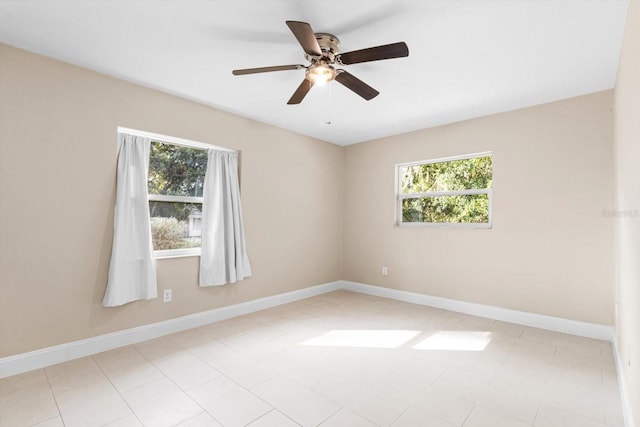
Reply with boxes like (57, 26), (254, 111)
(0, 1), (638, 427)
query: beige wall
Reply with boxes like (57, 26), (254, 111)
(343, 91), (615, 325)
(614, 1), (640, 425)
(0, 41), (619, 362)
(0, 44), (343, 357)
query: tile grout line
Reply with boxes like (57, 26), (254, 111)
(90, 352), (147, 427)
(40, 368), (63, 425)
(131, 340), (240, 426)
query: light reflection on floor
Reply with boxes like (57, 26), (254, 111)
(300, 329), (493, 351)
(413, 331), (493, 351)
(300, 330), (421, 349)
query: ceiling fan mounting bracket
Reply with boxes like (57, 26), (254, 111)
(315, 32), (341, 53)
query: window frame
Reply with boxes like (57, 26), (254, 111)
(147, 141), (207, 259)
(118, 127), (236, 259)
(148, 195), (204, 259)
(396, 151), (493, 228)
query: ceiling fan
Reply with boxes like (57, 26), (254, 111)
(232, 21), (409, 104)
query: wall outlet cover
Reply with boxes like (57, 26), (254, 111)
(163, 289), (172, 303)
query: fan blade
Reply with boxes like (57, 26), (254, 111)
(335, 71), (379, 100)
(337, 42), (409, 65)
(287, 79), (314, 104)
(232, 64), (305, 75)
(286, 21), (322, 56)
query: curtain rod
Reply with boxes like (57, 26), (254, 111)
(118, 127), (238, 153)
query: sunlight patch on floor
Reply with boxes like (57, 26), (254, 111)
(300, 330), (422, 349)
(413, 331), (493, 351)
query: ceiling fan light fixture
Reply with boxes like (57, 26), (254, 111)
(232, 21), (409, 104)
(306, 63), (336, 85)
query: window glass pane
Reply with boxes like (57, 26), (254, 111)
(402, 194), (490, 223)
(148, 141), (208, 197)
(149, 201), (202, 250)
(400, 156), (492, 194)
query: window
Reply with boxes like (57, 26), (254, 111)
(397, 152), (493, 227)
(148, 140), (208, 257)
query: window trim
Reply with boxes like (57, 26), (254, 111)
(154, 247), (202, 259)
(396, 151), (493, 228)
(121, 127), (224, 259)
(118, 126), (237, 153)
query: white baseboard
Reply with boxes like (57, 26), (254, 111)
(613, 335), (637, 427)
(340, 281), (615, 342)
(0, 281), (342, 379)
(0, 279), (617, 381)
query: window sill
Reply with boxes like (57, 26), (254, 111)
(154, 248), (201, 259)
(397, 222), (492, 229)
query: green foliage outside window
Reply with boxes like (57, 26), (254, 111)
(148, 142), (208, 197)
(400, 155), (492, 224)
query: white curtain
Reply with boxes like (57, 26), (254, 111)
(199, 150), (251, 286)
(103, 133), (158, 306)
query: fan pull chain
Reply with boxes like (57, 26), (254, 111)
(326, 83), (333, 125)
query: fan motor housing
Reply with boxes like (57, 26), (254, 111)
(305, 32), (340, 62)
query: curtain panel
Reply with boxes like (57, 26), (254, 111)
(103, 133), (158, 306)
(199, 150), (252, 286)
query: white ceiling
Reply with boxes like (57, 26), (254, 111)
(0, 0), (629, 145)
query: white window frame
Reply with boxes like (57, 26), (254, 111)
(148, 192), (204, 259)
(117, 127), (237, 259)
(396, 151), (493, 228)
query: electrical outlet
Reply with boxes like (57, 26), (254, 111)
(382, 266), (388, 276)
(163, 289), (172, 303)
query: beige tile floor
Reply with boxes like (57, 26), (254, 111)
(0, 290), (625, 427)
